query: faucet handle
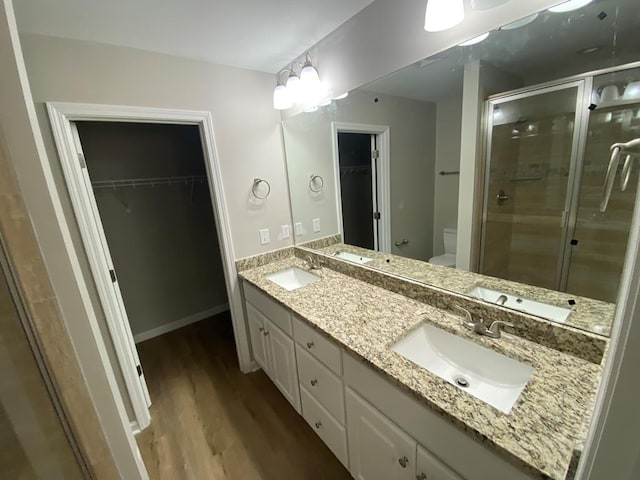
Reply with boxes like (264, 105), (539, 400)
(487, 320), (514, 337)
(453, 305), (479, 327)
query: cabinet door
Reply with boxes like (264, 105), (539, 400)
(416, 445), (463, 480)
(246, 303), (270, 373)
(346, 388), (416, 480)
(266, 318), (301, 413)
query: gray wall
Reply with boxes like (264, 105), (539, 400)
(77, 122), (228, 338)
(284, 89), (437, 261)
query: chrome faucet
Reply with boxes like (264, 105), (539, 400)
(495, 294), (508, 306)
(453, 306), (514, 339)
(305, 255), (322, 270)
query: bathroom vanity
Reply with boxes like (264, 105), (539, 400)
(237, 249), (603, 480)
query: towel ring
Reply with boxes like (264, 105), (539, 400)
(309, 174), (324, 193)
(252, 178), (270, 199)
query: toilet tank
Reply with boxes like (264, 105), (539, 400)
(443, 228), (457, 254)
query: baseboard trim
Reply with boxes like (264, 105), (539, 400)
(133, 304), (229, 343)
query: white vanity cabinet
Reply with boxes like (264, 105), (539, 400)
(417, 445), (464, 480)
(244, 284), (300, 413)
(346, 388), (417, 480)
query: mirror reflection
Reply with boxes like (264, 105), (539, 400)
(282, 0), (640, 337)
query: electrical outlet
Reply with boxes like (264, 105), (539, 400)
(259, 228), (270, 245)
(295, 222), (304, 237)
(312, 218), (321, 233)
(281, 225), (291, 239)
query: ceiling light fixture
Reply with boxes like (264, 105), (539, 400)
(459, 32), (490, 46)
(273, 53), (325, 110)
(424, 0), (464, 32)
(548, 0), (593, 13)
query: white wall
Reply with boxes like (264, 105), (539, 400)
(21, 34), (292, 260)
(0, 2), (145, 478)
(433, 95), (463, 256)
(284, 89), (437, 261)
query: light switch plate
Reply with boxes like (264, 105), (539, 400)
(259, 228), (270, 245)
(281, 224), (291, 239)
(295, 222), (304, 237)
(312, 218), (321, 233)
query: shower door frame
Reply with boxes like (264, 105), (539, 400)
(478, 79), (589, 291)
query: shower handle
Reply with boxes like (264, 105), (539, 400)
(496, 190), (510, 206)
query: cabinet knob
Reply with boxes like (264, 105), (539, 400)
(306, 341), (314, 349)
(310, 379), (318, 387)
(416, 474), (427, 480)
(398, 456), (409, 468)
(263, 330), (269, 336)
(314, 421), (322, 429)
(258, 327), (264, 332)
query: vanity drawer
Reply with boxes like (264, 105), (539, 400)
(300, 386), (349, 469)
(296, 344), (345, 424)
(244, 282), (292, 335)
(292, 315), (342, 375)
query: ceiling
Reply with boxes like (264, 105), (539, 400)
(363, 0), (640, 102)
(13, 0), (374, 73)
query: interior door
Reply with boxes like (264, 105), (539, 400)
(338, 132), (377, 250)
(480, 82), (583, 291)
(69, 123), (152, 418)
(564, 68), (640, 303)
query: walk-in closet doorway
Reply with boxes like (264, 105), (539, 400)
(47, 104), (247, 432)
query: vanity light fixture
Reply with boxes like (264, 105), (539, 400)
(459, 32), (490, 46)
(548, 0), (593, 13)
(273, 53), (324, 110)
(424, 0), (464, 32)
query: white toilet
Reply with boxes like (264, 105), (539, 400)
(429, 228), (457, 268)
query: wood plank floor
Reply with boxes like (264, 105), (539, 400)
(135, 313), (352, 480)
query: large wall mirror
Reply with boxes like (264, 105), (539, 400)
(282, 0), (640, 338)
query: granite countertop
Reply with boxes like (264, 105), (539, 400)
(315, 243), (615, 337)
(239, 256), (602, 480)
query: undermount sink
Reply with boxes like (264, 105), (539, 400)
(266, 267), (320, 291)
(392, 323), (533, 414)
(333, 251), (372, 265)
(467, 286), (571, 323)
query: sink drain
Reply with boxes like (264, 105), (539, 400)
(454, 376), (470, 388)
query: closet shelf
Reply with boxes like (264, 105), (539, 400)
(91, 175), (207, 189)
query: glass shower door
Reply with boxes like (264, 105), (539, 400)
(480, 82), (583, 290)
(565, 68), (640, 303)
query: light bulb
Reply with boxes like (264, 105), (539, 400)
(548, 0), (593, 13)
(286, 73), (303, 104)
(459, 32), (490, 46)
(273, 84), (291, 110)
(300, 61), (321, 96)
(424, 0), (464, 32)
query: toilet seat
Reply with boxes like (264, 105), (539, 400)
(428, 253), (456, 268)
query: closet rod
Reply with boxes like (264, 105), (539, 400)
(91, 175), (208, 189)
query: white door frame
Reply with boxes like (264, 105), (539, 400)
(331, 122), (391, 253)
(46, 102), (248, 431)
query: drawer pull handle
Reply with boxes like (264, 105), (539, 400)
(310, 379), (318, 387)
(314, 421), (322, 429)
(263, 330), (269, 337)
(417, 474), (427, 480)
(306, 341), (314, 349)
(399, 456), (409, 468)
(258, 327), (264, 332)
